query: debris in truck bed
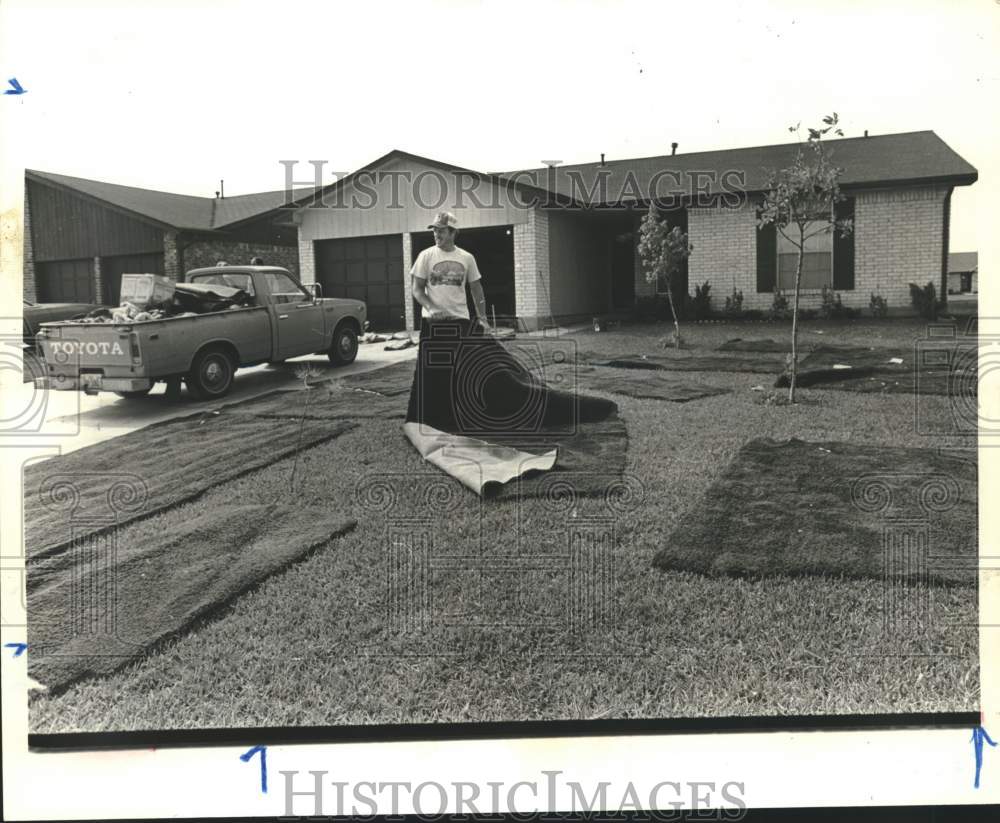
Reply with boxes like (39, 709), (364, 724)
(172, 281), (254, 314)
(59, 282), (256, 324)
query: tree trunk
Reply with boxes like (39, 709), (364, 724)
(788, 241), (804, 403)
(666, 282), (681, 347)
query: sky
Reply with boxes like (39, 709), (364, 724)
(1, 0), (997, 253)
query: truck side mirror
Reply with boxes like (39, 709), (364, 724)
(308, 283), (323, 300)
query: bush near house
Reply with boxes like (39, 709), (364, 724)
(910, 281), (943, 320)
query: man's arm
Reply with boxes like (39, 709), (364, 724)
(468, 279), (490, 329)
(412, 276), (438, 316)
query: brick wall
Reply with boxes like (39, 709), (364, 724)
(180, 240), (300, 279)
(681, 186), (949, 314)
(297, 237), (315, 286)
(93, 256), (103, 304)
(163, 232), (180, 280)
(402, 232), (414, 330)
(22, 186), (36, 303)
(854, 185), (949, 312)
(513, 208), (550, 330)
(688, 200), (759, 309)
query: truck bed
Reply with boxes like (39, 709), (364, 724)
(36, 305), (272, 392)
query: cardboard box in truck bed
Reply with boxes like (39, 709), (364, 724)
(119, 273), (175, 309)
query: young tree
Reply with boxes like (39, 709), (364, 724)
(758, 113), (853, 401)
(638, 204), (693, 347)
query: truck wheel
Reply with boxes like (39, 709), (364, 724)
(328, 324), (359, 366)
(115, 387), (153, 400)
(186, 347), (235, 400)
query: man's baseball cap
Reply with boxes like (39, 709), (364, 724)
(428, 211), (459, 230)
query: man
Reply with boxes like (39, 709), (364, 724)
(411, 212), (491, 332)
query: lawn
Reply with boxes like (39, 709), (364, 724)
(28, 316), (979, 732)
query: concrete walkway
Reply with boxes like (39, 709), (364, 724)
(3, 344), (418, 460)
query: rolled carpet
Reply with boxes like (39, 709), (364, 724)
(403, 318), (621, 496)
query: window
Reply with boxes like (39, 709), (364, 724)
(191, 273), (256, 296)
(262, 272), (308, 303)
(776, 221), (833, 291)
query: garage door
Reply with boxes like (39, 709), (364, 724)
(35, 258), (94, 303)
(315, 234), (404, 331)
(103, 252), (165, 305)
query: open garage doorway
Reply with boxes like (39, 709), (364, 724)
(410, 225), (515, 327)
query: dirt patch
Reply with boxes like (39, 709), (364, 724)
(27, 504), (356, 693)
(652, 438), (976, 585)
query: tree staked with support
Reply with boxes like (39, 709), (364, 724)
(758, 113), (854, 402)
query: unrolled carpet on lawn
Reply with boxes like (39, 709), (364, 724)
(223, 385), (407, 419)
(529, 363), (731, 402)
(27, 504), (356, 693)
(339, 361), (415, 396)
(652, 437), (977, 584)
(23, 414), (358, 559)
(718, 338), (800, 353)
(774, 344), (976, 395)
(582, 351), (787, 373)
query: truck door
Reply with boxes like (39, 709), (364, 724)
(262, 271), (327, 360)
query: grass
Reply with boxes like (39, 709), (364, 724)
(28, 317), (979, 732)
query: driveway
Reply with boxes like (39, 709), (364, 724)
(6, 344), (417, 460)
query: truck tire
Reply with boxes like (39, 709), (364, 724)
(186, 347), (236, 400)
(328, 324), (359, 366)
(115, 387), (153, 400)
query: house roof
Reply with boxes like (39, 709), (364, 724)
(291, 148), (579, 212)
(25, 169), (317, 231)
(500, 131), (978, 203)
(948, 252), (978, 273)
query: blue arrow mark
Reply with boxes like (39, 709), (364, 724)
(4, 642), (27, 657)
(971, 726), (996, 789)
(240, 745), (267, 793)
(4, 78), (26, 95)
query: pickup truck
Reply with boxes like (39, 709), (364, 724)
(34, 266), (366, 400)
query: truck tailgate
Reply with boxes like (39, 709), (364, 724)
(37, 324), (136, 369)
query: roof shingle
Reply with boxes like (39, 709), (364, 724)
(26, 169), (316, 231)
(501, 131), (977, 203)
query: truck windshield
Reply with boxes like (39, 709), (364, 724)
(190, 273), (256, 295)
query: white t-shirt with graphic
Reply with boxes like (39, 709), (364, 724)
(411, 245), (481, 321)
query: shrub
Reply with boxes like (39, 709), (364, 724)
(909, 281), (942, 320)
(725, 287), (744, 316)
(690, 281), (712, 320)
(869, 292), (889, 319)
(799, 308), (818, 321)
(765, 289), (791, 321)
(818, 285), (859, 320)
(742, 309), (764, 321)
(819, 285), (839, 319)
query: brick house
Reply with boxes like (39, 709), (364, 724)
(23, 170), (315, 305)
(292, 131), (976, 331)
(947, 251), (978, 295)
